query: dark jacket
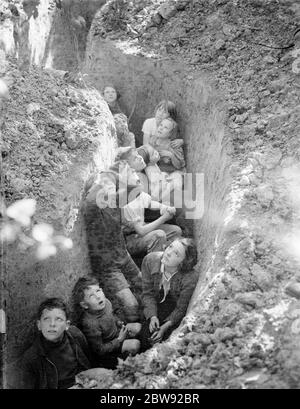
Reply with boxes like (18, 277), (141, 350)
(141, 252), (198, 327)
(19, 326), (91, 389)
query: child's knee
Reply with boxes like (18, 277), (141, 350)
(122, 339), (140, 355)
(116, 288), (138, 308)
(126, 322), (142, 337)
(154, 229), (167, 241)
(172, 225), (182, 236)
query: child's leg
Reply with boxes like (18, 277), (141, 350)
(121, 339), (141, 356)
(145, 164), (169, 202)
(158, 224), (182, 246)
(125, 230), (167, 256)
(115, 288), (140, 323)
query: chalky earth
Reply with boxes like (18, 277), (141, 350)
(1, 0), (300, 389)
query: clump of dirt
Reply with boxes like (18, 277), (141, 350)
(1, 59), (116, 219)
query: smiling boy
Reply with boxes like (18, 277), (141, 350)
(19, 298), (91, 389)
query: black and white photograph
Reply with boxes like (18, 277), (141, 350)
(0, 0), (300, 391)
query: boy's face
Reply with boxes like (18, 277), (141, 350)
(81, 285), (106, 311)
(157, 119), (173, 139)
(127, 150), (146, 171)
(37, 308), (69, 342)
(103, 87), (117, 104)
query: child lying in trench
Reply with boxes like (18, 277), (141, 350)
(72, 276), (141, 369)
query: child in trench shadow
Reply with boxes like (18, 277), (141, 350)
(102, 84), (125, 116)
(72, 276), (141, 369)
(17, 298), (91, 389)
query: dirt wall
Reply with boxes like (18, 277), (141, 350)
(1, 62), (117, 370)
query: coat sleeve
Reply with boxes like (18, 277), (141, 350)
(18, 355), (39, 389)
(69, 326), (92, 365)
(170, 146), (185, 170)
(81, 318), (121, 357)
(165, 271), (198, 327)
(141, 254), (158, 320)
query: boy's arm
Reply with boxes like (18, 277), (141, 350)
(142, 119), (151, 145)
(141, 254), (158, 320)
(170, 146), (185, 169)
(132, 211), (172, 236)
(82, 319), (121, 356)
(143, 132), (151, 145)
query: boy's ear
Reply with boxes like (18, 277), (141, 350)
(37, 320), (41, 331)
(80, 301), (88, 310)
(66, 320), (71, 330)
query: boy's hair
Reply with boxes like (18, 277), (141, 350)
(137, 145), (150, 165)
(37, 298), (69, 320)
(72, 276), (100, 307)
(176, 238), (198, 275)
(71, 276), (100, 324)
(155, 100), (177, 121)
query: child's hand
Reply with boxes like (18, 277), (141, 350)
(159, 150), (173, 158)
(166, 206), (176, 215)
(170, 139), (183, 149)
(149, 316), (160, 333)
(116, 320), (124, 328)
(117, 325), (128, 343)
(161, 211), (173, 222)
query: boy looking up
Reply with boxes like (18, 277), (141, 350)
(19, 298), (91, 389)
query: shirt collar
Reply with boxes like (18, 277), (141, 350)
(161, 261), (178, 281)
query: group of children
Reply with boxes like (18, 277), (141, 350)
(17, 85), (199, 389)
(103, 85), (186, 207)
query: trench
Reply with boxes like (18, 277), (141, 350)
(3, 1), (232, 387)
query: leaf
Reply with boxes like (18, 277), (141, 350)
(32, 223), (54, 242)
(0, 223), (20, 242)
(6, 199), (36, 226)
(36, 243), (57, 260)
(54, 235), (73, 249)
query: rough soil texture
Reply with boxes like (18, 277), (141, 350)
(1, 0), (300, 389)
(1, 35), (117, 367)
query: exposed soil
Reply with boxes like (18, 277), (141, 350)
(1, 0), (300, 389)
